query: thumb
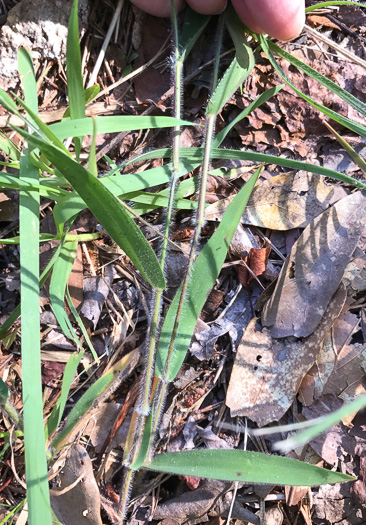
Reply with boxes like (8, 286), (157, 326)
(232, 0), (305, 41)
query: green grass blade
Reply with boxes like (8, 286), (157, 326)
(259, 34), (366, 137)
(135, 146), (366, 189)
(50, 349), (139, 451)
(49, 240), (82, 345)
(52, 160), (200, 233)
(66, 0), (85, 159)
(145, 450), (354, 486)
(11, 127), (166, 289)
(268, 41), (366, 118)
(206, 7), (254, 116)
(45, 350), (84, 442)
(18, 47), (52, 525)
(305, 1), (366, 13)
(66, 286), (98, 361)
(11, 94), (70, 154)
(207, 54), (254, 116)
(0, 130), (20, 161)
(179, 7), (210, 61)
(323, 120), (366, 173)
(62, 85), (100, 119)
(213, 85), (284, 147)
(48, 115), (195, 140)
(156, 168), (260, 382)
(275, 394), (366, 453)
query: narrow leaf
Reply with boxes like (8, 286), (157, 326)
(213, 85), (284, 147)
(305, 1), (366, 13)
(145, 450), (355, 486)
(18, 47), (52, 525)
(259, 34), (366, 138)
(156, 169), (260, 382)
(66, 0), (85, 158)
(45, 350), (84, 442)
(12, 127), (166, 289)
(51, 349), (139, 451)
(48, 116), (194, 140)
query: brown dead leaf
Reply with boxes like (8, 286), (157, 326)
(51, 445), (103, 525)
(205, 173), (347, 229)
(307, 14), (341, 30)
(153, 479), (260, 525)
(262, 190), (366, 338)
(239, 244), (272, 286)
(226, 283), (346, 426)
(299, 312), (362, 406)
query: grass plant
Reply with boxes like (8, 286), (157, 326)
(0, 1), (365, 523)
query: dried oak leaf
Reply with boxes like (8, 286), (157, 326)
(226, 283), (346, 426)
(262, 190), (366, 338)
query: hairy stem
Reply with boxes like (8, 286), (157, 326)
(117, 1), (183, 520)
(149, 14), (225, 443)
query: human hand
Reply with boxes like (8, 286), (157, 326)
(129, 0), (305, 41)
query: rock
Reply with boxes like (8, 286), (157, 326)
(0, 0), (89, 91)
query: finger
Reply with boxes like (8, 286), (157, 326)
(186, 0), (227, 15)
(232, 0), (305, 41)
(129, 0), (186, 17)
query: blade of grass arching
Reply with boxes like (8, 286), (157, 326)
(136, 147), (366, 189)
(11, 127), (166, 289)
(322, 119), (366, 173)
(45, 350), (84, 443)
(0, 130), (20, 161)
(213, 85), (284, 147)
(48, 115), (195, 140)
(52, 159), (200, 236)
(65, 287), (98, 361)
(156, 168), (260, 382)
(49, 240), (83, 346)
(305, 1), (366, 13)
(274, 394), (366, 453)
(0, 500), (26, 525)
(11, 94), (71, 154)
(0, 160), (19, 169)
(267, 41), (366, 118)
(259, 34), (366, 138)
(50, 348), (139, 451)
(206, 55), (254, 116)
(18, 47), (52, 525)
(145, 450), (354, 486)
(62, 84), (100, 119)
(66, 0), (85, 160)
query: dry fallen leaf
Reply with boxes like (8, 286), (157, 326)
(205, 173), (347, 229)
(298, 312), (362, 406)
(226, 283), (346, 426)
(242, 173), (347, 230)
(262, 190), (366, 338)
(51, 445), (103, 525)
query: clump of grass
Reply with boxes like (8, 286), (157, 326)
(0, 1), (365, 524)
